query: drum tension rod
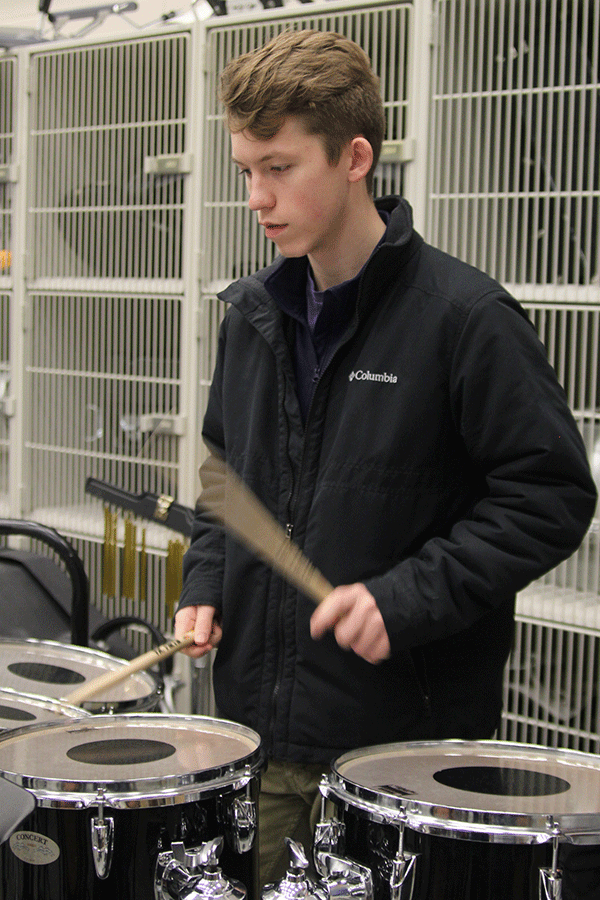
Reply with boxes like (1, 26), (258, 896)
(539, 823), (562, 900)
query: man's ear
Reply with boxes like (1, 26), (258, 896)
(347, 136), (374, 183)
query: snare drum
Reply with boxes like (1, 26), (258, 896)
(315, 740), (600, 900)
(0, 713), (263, 900)
(0, 638), (160, 713)
(0, 687), (90, 731)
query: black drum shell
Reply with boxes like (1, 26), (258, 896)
(0, 714), (263, 900)
(331, 799), (551, 900)
(0, 780), (259, 900)
(322, 740), (600, 900)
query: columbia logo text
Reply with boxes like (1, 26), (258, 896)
(349, 370), (398, 383)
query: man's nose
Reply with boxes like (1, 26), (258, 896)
(248, 177), (274, 211)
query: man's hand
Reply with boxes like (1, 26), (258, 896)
(310, 583), (391, 664)
(174, 604), (222, 658)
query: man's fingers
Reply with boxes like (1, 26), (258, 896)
(310, 584), (391, 664)
(310, 592), (352, 640)
(194, 605), (218, 645)
(174, 605), (220, 658)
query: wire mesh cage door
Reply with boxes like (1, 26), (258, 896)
(502, 617), (600, 754)
(0, 56), (16, 517)
(428, 0), (600, 748)
(428, 0), (599, 289)
(22, 30), (195, 639)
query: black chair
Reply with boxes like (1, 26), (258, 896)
(0, 519), (89, 646)
(0, 519), (168, 664)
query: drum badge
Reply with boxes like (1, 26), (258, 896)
(9, 831), (60, 865)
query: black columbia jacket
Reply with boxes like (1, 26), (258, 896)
(180, 197), (597, 764)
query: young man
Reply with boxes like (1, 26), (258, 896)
(175, 29), (597, 888)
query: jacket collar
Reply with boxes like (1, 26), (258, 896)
(219, 196), (421, 324)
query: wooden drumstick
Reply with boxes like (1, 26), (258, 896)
(197, 454), (334, 605)
(64, 630), (196, 706)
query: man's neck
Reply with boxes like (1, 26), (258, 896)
(309, 197), (386, 291)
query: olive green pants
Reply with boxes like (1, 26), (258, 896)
(258, 759), (327, 887)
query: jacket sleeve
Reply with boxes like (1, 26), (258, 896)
(365, 293), (598, 651)
(177, 320), (228, 614)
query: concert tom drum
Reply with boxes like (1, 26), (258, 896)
(314, 740), (600, 900)
(0, 713), (263, 900)
(0, 687), (90, 731)
(0, 638), (161, 713)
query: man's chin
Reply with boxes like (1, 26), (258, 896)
(273, 239), (306, 259)
(278, 250), (305, 259)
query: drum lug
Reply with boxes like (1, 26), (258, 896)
(314, 819), (345, 874)
(314, 779), (345, 873)
(217, 777), (257, 853)
(230, 797), (257, 853)
(90, 794), (114, 880)
(539, 830), (562, 900)
(389, 851), (418, 900)
(539, 869), (563, 900)
(155, 835), (247, 900)
(388, 815), (418, 900)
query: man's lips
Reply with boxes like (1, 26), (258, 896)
(261, 223), (288, 238)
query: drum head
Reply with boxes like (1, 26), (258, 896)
(330, 740), (600, 842)
(0, 687), (90, 731)
(0, 638), (160, 711)
(0, 714), (262, 807)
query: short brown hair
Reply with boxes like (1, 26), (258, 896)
(219, 29), (385, 193)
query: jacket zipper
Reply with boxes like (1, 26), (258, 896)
(266, 337), (298, 754)
(266, 279), (366, 754)
(267, 521), (294, 755)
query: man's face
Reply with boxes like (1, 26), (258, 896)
(231, 116), (354, 263)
